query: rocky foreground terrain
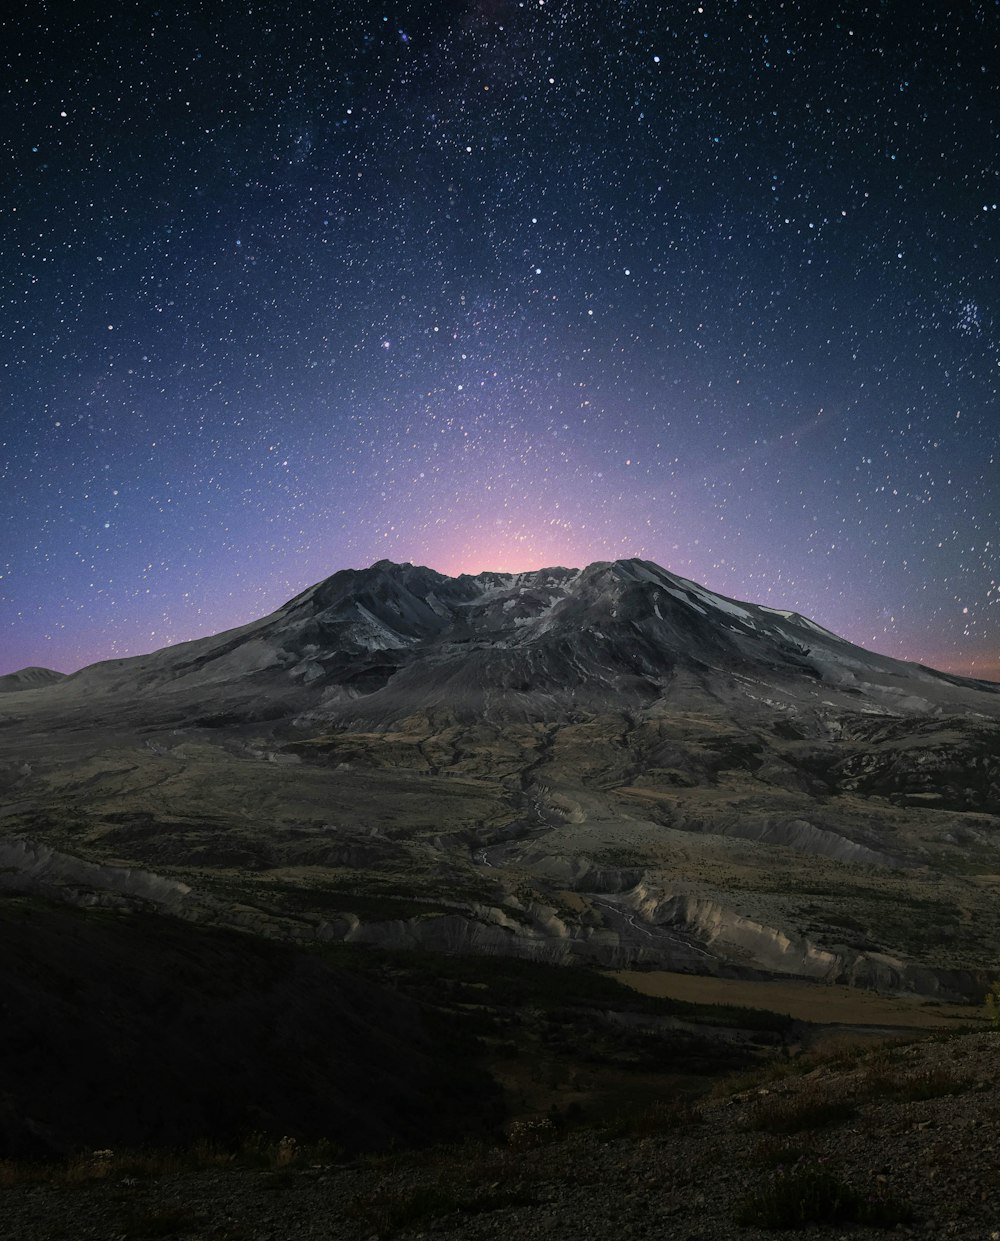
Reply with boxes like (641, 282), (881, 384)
(3, 1029), (999, 1240)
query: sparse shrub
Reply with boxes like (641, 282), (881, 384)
(860, 1066), (971, 1103)
(361, 1184), (469, 1232)
(273, 1135), (299, 1168)
(234, 1131), (341, 1168)
(0, 1133), (344, 1190)
(0, 1160), (51, 1189)
(64, 1148), (184, 1183)
(123, 1205), (202, 1238)
(189, 1137), (236, 1167)
(712, 1059), (802, 1098)
(654, 1096), (703, 1128)
(718, 1035), (915, 1101)
(506, 1117), (559, 1150)
(602, 1096), (703, 1139)
(750, 1138), (815, 1169)
(350, 1181), (538, 1234)
(746, 1086), (856, 1134)
(736, 1165), (913, 1230)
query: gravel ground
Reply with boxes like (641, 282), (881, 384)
(3, 1031), (1000, 1241)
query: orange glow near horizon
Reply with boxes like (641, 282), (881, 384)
(413, 526), (646, 580)
(917, 653), (1000, 683)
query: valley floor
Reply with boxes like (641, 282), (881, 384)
(5, 1030), (1000, 1241)
(613, 969), (984, 1029)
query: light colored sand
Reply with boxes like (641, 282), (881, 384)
(611, 969), (986, 1029)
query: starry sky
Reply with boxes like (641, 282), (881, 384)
(2, 0), (999, 678)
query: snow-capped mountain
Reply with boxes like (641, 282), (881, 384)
(2, 558), (997, 730)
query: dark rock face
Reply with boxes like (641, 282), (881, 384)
(0, 900), (497, 1159)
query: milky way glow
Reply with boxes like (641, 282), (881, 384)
(1, 1), (998, 677)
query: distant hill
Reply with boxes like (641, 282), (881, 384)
(0, 667), (66, 694)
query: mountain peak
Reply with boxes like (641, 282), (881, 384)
(9, 557), (997, 723)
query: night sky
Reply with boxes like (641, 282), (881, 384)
(2, 1), (998, 678)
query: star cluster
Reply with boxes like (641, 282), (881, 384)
(1, 1), (998, 676)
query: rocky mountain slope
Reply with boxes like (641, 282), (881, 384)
(1, 558), (999, 1001)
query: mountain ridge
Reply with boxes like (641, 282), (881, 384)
(3, 559), (997, 728)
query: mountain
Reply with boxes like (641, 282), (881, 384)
(4, 558), (996, 731)
(2, 558), (1000, 1005)
(0, 666), (66, 694)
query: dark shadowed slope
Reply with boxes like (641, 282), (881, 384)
(0, 899), (497, 1159)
